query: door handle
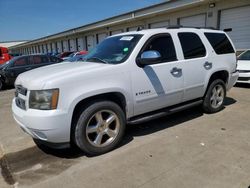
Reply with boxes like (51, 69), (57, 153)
(171, 67), (182, 76)
(204, 61), (212, 70)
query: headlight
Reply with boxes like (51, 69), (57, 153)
(29, 89), (59, 110)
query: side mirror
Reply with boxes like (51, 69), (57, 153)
(137, 50), (161, 67)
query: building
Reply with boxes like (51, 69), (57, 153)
(9, 0), (250, 55)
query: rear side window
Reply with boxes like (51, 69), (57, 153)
(178, 32), (206, 59)
(205, 33), (234, 54)
(142, 34), (177, 63)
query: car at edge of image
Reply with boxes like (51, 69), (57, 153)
(62, 50), (88, 61)
(57, 51), (74, 59)
(0, 54), (63, 90)
(236, 49), (250, 84)
(63, 54), (87, 62)
(12, 27), (238, 155)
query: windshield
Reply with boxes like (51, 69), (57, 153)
(84, 34), (142, 64)
(238, 50), (250, 60)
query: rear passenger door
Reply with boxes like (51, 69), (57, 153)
(177, 32), (211, 102)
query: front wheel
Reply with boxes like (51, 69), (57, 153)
(73, 101), (126, 155)
(203, 79), (226, 113)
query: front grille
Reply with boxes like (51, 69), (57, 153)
(15, 85), (27, 110)
(238, 77), (250, 81)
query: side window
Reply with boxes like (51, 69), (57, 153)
(178, 32), (206, 59)
(32, 56), (42, 64)
(142, 34), (177, 63)
(204, 33), (235, 54)
(14, 57), (28, 67)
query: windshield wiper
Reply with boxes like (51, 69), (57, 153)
(85, 57), (109, 64)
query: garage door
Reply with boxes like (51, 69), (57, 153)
(149, 20), (169, 28)
(220, 6), (250, 49)
(43, 44), (47, 53)
(97, 33), (107, 44)
(87, 35), (95, 51)
(39, 45), (43, 53)
(77, 37), (85, 51)
(69, 39), (77, 51)
(63, 40), (69, 52)
(52, 43), (56, 53)
(47, 43), (52, 53)
(179, 14), (206, 27)
(56, 42), (62, 53)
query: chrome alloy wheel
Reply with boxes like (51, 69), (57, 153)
(86, 110), (120, 147)
(210, 84), (225, 109)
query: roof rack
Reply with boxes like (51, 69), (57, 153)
(167, 25), (217, 30)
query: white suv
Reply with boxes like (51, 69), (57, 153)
(12, 27), (239, 155)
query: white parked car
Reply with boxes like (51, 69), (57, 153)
(12, 27), (239, 155)
(237, 50), (250, 84)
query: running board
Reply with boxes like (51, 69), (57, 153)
(128, 100), (203, 125)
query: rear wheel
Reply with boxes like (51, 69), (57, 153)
(203, 79), (226, 113)
(73, 101), (126, 155)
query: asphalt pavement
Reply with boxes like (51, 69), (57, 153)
(0, 84), (249, 188)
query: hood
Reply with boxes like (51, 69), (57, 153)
(237, 60), (250, 71)
(15, 61), (109, 89)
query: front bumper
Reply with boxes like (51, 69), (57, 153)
(227, 71), (239, 90)
(12, 98), (71, 143)
(237, 71), (250, 84)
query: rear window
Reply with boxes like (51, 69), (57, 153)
(204, 33), (234, 54)
(178, 32), (206, 59)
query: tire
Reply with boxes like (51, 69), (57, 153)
(203, 79), (226, 113)
(73, 101), (126, 155)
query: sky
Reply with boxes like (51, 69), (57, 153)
(0, 0), (163, 41)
